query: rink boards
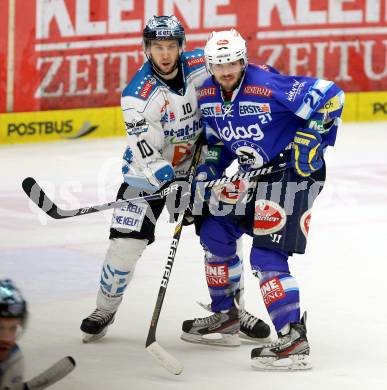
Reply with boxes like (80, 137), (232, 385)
(0, 91), (386, 144)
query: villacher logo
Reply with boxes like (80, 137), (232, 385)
(253, 199), (287, 235)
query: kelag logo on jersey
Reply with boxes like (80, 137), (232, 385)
(220, 121), (264, 142)
(239, 102), (271, 116)
(200, 103), (223, 117)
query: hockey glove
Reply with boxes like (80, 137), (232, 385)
(122, 146), (175, 192)
(292, 128), (323, 177)
(193, 163), (222, 201)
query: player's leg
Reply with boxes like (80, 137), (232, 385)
(81, 183), (165, 342)
(248, 247), (310, 370)
(182, 214), (270, 346)
(235, 238), (271, 343)
(248, 167), (325, 369)
(181, 216), (243, 346)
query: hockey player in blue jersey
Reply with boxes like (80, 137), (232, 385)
(181, 29), (344, 370)
(80, 16), (269, 344)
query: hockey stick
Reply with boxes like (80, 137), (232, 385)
(145, 142), (203, 376)
(21, 177), (181, 219)
(202, 162), (291, 188)
(22, 162), (290, 220)
(21, 356), (76, 390)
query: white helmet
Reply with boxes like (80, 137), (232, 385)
(204, 29), (247, 73)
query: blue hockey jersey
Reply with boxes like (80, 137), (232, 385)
(199, 64), (344, 171)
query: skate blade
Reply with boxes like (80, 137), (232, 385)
(238, 332), (272, 344)
(251, 354), (312, 371)
(82, 328), (108, 343)
(181, 332), (241, 347)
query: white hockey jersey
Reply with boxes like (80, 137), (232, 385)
(120, 49), (208, 189)
(0, 345), (24, 389)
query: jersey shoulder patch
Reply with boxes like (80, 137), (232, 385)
(198, 77), (217, 101)
(182, 49), (206, 74)
(241, 66), (275, 98)
(122, 62), (160, 101)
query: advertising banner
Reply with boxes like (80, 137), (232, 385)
(1, 0), (386, 114)
(0, 0), (10, 113)
(0, 106), (121, 144)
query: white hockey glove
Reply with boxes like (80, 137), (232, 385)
(143, 159), (175, 189)
(122, 147), (175, 192)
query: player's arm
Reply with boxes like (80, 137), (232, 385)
(304, 84), (345, 147)
(273, 74), (344, 176)
(198, 122), (235, 179)
(191, 122), (236, 202)
(294, 83), (344, 177)
(121, 106), (174, 192)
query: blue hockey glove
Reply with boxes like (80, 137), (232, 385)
(193, 163), (222, 201)
(292, 128), (323, 177)
(153, 163), (175, 183)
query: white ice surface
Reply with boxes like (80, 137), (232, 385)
(1, 122), (387, 389)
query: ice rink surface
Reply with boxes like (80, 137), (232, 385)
(1, 122), (387, 389)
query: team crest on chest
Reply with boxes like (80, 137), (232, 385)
(231, 140), (268, 169)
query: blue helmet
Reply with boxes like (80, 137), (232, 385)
(143, 15), (185, 50)
(0, 279), (27, 324)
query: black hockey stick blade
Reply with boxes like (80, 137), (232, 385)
(22, 177), (66, 219)
(25, 356), (76, 390)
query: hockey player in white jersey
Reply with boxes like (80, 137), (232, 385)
(80, 15), (204, 342)
(80, 16), (271, 343)
(0, 279), (27, 389)
(80, 15), (270, 343)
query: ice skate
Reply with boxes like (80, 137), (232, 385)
(181, 306), (240, 347)
(251, 313), (311, 370)
(239, 309), (271, 343)
(80, 309), (115, 343)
